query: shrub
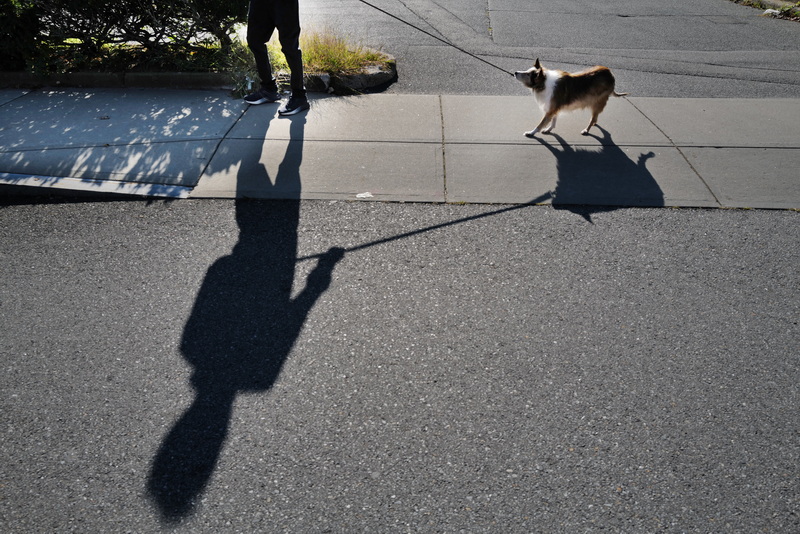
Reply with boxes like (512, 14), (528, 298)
(0, 0), (41, 71)
(3, 0), (247, 72)
(1, 0), (393, 90)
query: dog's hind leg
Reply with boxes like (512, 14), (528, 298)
(581, 98), (609, 135)
(580, 115), (598, 135)
(526, 112), (557, 138)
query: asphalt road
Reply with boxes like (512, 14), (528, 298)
(2, 1), (799, 532)
(300, 0), (800, 97)
(1, 200), (798, 532)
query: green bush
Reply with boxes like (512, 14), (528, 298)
(1, 0), (393, 88)
(3, 0), (247, 72)
(0, 0), (41, 71)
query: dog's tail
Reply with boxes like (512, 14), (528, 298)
(613, 91), (629, 97)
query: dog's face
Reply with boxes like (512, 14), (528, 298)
(514, 58), (545, 91)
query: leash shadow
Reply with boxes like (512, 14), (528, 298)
(536, 127), (662, 223)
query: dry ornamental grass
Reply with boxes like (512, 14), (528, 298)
(268, 30), (389, 75)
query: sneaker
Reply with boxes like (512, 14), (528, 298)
(278, 96), (310, 116)
(244, 87), (281, 105)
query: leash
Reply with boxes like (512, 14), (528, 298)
(354, 0), (515, 77)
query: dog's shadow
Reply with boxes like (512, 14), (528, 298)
(536, 127), (662, 222)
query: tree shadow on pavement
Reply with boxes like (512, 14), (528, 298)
(0, 89), (235, 197)
(537, 126), (662, 222)
(146, 110), (343, 523)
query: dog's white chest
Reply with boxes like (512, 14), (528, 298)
(534, 70), (562, 111)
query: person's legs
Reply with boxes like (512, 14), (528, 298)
(278, 28), (305, 99)
(247, 0), (279, 93)
(274, 0), (306, 99)
(272, 0), (308, 115)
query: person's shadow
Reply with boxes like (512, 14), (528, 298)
(537, 127), (662, 222)
(146, 108), (343, 523)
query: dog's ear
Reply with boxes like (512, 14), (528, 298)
(534, 58), (541, 69)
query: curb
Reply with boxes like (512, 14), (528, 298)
(742, 0), (800, 16)
(761, 0), (799, 9)
(279, 60), (397, 95)
(0, 59), (397, 94)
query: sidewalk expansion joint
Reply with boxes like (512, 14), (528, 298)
(0, 90), (32, 109)
(626, 98), (722, 207)
(196, 103), (249, 188)
(439, 95), (448, 203)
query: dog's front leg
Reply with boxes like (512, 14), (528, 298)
(525, 112), (556, 138)
(542, 116), (557, 134)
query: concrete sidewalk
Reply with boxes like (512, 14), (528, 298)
(1, 88), (798, 209)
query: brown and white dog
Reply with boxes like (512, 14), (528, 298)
(515, 59), (628, 138)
